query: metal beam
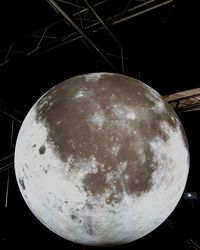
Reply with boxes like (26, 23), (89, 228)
(47, 0), (117, 70)
(72, 0), (112, 17)
(0, 0), (175, 66)
(0, 153), (14, 163)
(0, 162), (14, 173)
(83, 0), (122, 48)
(166, 93), (200, 113)
(0, 99), (24, 123)
(83, 0), (125, 72)
(112, 0), (174, 25)
(127, 0), (156, 12)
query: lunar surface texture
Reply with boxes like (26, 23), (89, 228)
(15, 73), (189, 246)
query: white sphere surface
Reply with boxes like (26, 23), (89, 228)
(15, 73), (189, 246)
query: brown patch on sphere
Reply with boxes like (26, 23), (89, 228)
(83, 168), (107, 196)
(35, 73), (182, 203)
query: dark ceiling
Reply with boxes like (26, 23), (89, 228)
(0, 0), (199, 110)
(0, 0), (200, 248)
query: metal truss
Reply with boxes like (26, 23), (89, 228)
(166, 93), (200, 113)
(0, 0), (174, 71)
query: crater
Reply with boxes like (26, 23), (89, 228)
(71, 215), (77, 220)
(39, 145), (46, 154)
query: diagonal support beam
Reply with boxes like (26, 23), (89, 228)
(83, 0), (125, 72)
(112, 0), (174, 25)
(47, 0), (117, 70)
(0, 99), (24, 123)
(83, 0), (122, 48)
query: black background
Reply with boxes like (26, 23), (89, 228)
(0, 0), (200, 248)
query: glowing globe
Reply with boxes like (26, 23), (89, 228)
(15, 73), (189, 246)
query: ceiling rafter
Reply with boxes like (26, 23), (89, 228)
(47, 0), (117, 70)
(0, 0), (174, 70)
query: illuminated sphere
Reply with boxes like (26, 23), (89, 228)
(15, 73), (189, 246)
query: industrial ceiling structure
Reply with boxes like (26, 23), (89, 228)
(0, 0), (200, 248)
